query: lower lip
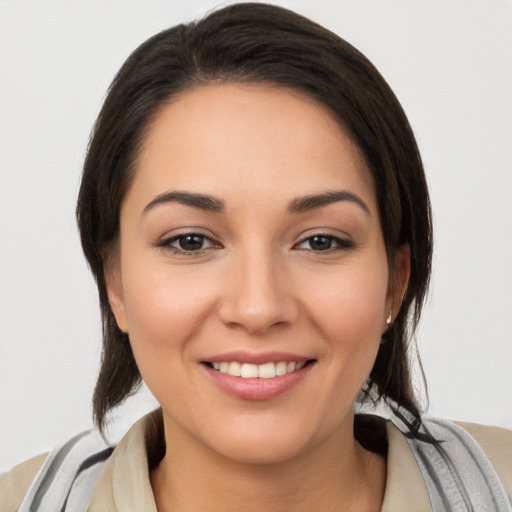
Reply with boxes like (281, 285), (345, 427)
(202, 363), (314, 400)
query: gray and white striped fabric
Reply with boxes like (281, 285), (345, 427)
(17, 416), (511, 511)
(17, 430), (113, 512)
(398, 416), (511, 511)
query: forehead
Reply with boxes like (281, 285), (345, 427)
(127, 83), (375, 213)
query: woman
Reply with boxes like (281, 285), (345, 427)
(2, 3), (511, 511)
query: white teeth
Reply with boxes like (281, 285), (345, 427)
(240, 363), (259, 378)
(258, 362), (276, 379)
(275, 361), (287, 376)
(211, 360), (308, 378)
(227, 361), (241, 377)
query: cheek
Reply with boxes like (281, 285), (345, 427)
(126, 278), (205, 334)
(305, 263), (389, 342)
(302, 261), (388, 395)
(120, 270), (217, 415)
(119, 259), (218, 368)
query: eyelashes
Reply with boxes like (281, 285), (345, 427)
(295, 234), (354, 252)
(156, 233), (219, 254)
(156, 232), (354, 256)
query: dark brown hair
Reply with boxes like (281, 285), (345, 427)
(77, 2), (432, 437)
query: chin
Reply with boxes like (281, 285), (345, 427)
(195, 411), (327, 466)
(212, 430), (310, 465)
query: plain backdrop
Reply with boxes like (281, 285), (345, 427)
(1, 0), (511, 471)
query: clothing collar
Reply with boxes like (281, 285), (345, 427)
(88, 410), (431, 511)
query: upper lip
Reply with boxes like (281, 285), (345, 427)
(202, 351), (313, 365)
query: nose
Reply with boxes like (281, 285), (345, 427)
(217, 249), (299, 335)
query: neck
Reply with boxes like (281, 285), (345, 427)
(151, 414), (386, 512)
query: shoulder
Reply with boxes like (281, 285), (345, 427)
(454, 420), (512, 501)
(1, 430), (114, 512)
(0, 412), (161, 512)
(415, 416), (512, 507)
(382, 412), (512, 510)
(0, 453), (47, 512)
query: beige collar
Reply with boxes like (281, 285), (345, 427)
(380, 421), (431, 512)
(88, 413), (158, 511)
(88, 411), (431, 511)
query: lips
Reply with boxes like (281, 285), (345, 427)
(201, 352), (315, 400)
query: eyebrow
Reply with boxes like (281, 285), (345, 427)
(143, 189), (370, 216)
(287, 190), (370, 215)
(143, 191), (225, 214)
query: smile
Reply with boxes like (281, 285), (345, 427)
(207, 361), (307, 378)
(202, 357), (315, 400)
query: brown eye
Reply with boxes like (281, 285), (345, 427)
(177, 234), (206, 251)
(296, 234), (353, 252)
(308, 235), (334, 251)
(159, 233), (217, 253)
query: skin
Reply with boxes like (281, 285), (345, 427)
(106, 83), (410, 512)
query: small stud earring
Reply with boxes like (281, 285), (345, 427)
(386, 310), (393, 327)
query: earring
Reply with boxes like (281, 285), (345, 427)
(381, 310), (393, 346)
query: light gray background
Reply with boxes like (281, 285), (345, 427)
(1, 0), (511, 471)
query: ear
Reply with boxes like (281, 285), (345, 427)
(104, 264), (129, 333)
(385, 244), (411, 327)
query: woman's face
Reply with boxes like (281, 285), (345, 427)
(106, 83), (408, 464)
